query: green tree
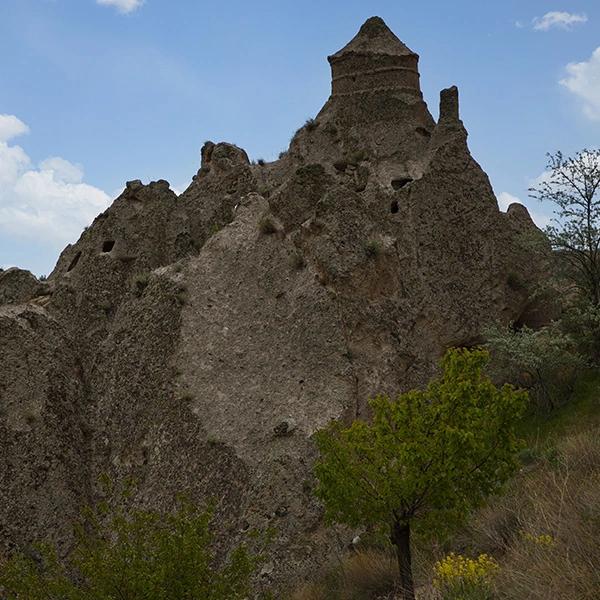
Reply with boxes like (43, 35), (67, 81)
(313, 349), (527, 600)
(529, 149), (600, 305)
(485, 323), (584, 411)
(0, 498), (260, 600)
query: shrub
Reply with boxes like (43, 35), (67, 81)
(348, 150), (367, 165)
(305, 118), (318, 132)
(433, 553), (498, 600)
(259, 216), (277, 235)
(363, 240), (382, 259)
(485, 324), (584, 411)
(559, 302), (600, 365)
(132, 272), (150, 297)
(257, 158), (266, 166)
(290, 252), (306, 270)
(0, 499), (260, 600)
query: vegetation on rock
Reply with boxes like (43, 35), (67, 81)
(0, 498), (260, 600)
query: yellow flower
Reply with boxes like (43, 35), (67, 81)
(433, 552), (499, 591)
(521, 531), (555, 547)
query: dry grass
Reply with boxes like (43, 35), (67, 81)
(290, 550), (398, 600)
(461, 427), (600, 599)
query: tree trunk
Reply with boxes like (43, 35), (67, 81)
(391, 519), (415, 600)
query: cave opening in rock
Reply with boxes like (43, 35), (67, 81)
(390, 200), (399, 214)
(391, 177), (413, 190)
(67, 252), (81, 272)
(102, 240), (115, 253)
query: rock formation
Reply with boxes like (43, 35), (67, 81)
(0, 17), (552, 592)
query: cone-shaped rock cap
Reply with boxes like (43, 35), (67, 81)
(328, 17), (421, 98)
(329, 16), (417, 60)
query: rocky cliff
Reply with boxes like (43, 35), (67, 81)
(0, 16), (552, 591)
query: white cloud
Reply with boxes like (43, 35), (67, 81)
(560, 47), (600, 121)
(0, 114), (30, 142)
(96, 0), (145, 14)
(0, 115), (110, 246)
(532, 11), (588, 31)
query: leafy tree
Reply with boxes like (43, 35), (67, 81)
(0, 498), (261, 600)
(485, 323), (584, 411)
(313, 349), (527, 600)
(529, 149), (600, 305)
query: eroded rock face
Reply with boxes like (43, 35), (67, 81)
(0, 268), (46, 306)
(0, 16), (554, 592)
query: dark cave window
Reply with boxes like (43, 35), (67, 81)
(67, 251), (81, 272)
(391, 177), (413, 190)
(102, 240), (115, 253)
(390, 200), (399, 214)
(415, 126), (432, 138)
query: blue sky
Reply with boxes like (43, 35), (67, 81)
(1, 0), (599, 275)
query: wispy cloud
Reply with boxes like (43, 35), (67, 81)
(532, 11), (588, 31)
(561, 48), (600, 121)
(96, 0), (145, 14)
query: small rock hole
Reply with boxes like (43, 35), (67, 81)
(415, 126), (432, 138)
(390, 200), (399, 214)
(391, 178), (413, 191)
(102, 240), (115, 253)
(67, 251), (81, 272)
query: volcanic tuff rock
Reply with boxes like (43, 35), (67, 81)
(0, 16), (553, 591)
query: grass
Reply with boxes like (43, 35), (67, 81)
(259, 216), (278, 235)
(305, 118), (318, 132)
(290, 252), (306, 270)
(456, 373), (600, 599)
(290, 550), (399, 600)
(132, 272), (150, 297)
(293, 374), (600, 600)
(364, 240), (382, 259)
(516, 370), (600, 443)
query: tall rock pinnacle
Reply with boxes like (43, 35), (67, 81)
(328, 16), (421, 98)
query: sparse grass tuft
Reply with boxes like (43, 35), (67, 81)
(348, 149), (367, 165)
(132, 273), (150, 297)
(290, 252), (306, 270)
(290, 550), (398, 600)
(305, 118), (318, 132)
(364, 240), (382, 259)
(259, 216), (278, 235)
(507, 271), (526, 291)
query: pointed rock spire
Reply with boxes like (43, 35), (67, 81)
(328, 16), (422, 98)
(329, 16), (417, 60)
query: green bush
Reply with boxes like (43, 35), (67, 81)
(485, 324), (584, 411)
(0, 499), (260, 600)
(559, 303), (600, 365)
